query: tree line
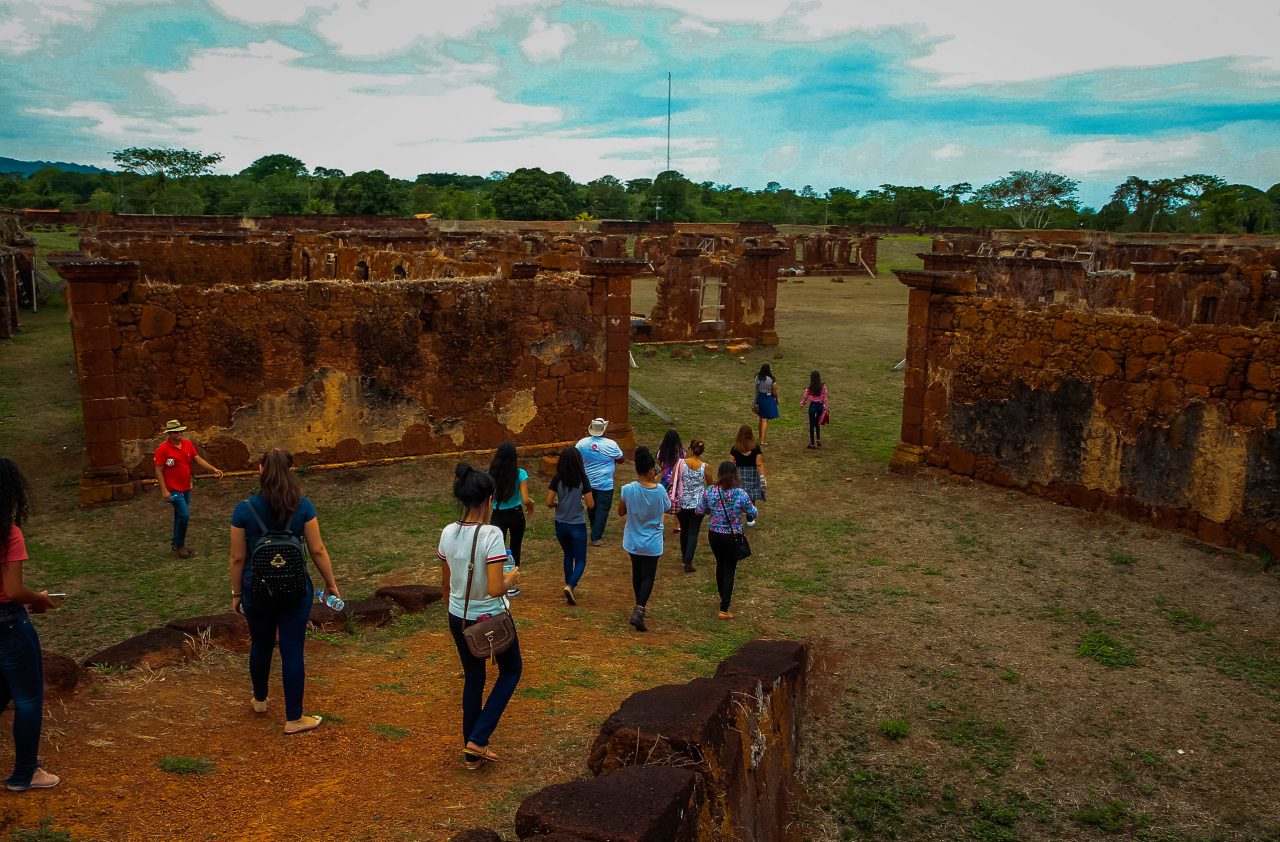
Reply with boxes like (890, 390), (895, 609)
(1, 147), (1277, 234)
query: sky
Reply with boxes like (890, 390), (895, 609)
(1, 0), (1278, 207)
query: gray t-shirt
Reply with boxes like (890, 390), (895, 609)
(550, 478), (591, 524)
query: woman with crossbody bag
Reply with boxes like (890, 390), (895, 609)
(438, 464), (522, 770)
(697, 461), (758, 620)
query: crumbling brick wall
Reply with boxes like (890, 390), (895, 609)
(890, 261), (1280, 556)
(648, 246), (785, 345)
(61, 255), (641, 505)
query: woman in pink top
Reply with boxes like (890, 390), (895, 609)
(799, 370), (828, 449)
(0, 458), (59, 791)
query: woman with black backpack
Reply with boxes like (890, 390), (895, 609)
(229, 449), (340, 735)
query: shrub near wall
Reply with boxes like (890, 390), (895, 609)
(910, 293), (1279, 554)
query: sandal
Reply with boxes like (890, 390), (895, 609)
(252, 697), (269, 714)
(464, 743), (499, 765)
(718, 610), (735, 620)
(284, 715), (323, 734)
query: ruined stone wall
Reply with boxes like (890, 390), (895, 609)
(648, 247), (785, 344)
(890, 268), (1280, 556)
(0, 212), (34, 338)
(62, 257), (640, 505)
(452, 639), (809, 842)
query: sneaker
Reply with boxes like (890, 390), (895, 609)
(746, 520), (757, 527)
(5, 768), (60, 791)
(817, 440), (822, 447)
(807, 443), (816, 449)
(683, 563), (696, 573)
(507, 588), (521, 597)
(173, 546), (193, 559)
(629, 606), (647, 632)
(590, 539), (603, 547)
(563, 585), (576, 606)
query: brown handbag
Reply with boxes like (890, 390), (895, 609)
(459, 524), (517, 661)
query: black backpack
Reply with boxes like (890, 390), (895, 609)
(245, 499), (309, 602)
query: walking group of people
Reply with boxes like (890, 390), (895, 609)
(0, 364), (832, 782)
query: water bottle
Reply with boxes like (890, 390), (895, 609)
(316, 588), (345, 612)
(504, 550), (520, 597)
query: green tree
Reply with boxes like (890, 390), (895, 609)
(240, 154), (307, 181)
(334, 170), (400, 215)
(249, 172), (308, 215)
(585, 175), (632, 219)
(1197, 184), (1275, 233)
(977, 170), (1080, 228)
(491, 167), (577, 220)
(650, 170), (697, 221)
(112, 147), (222, 208)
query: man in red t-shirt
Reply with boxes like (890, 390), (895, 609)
(153, 419), (224, 558)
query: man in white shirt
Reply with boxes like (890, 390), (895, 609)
(576, 418), (625, 546)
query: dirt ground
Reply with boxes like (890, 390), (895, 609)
(2, 239), (1278, 840)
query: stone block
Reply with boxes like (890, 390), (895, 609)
(374, 585), (443, 613)
(1245, 361), (1272, 391)
(449, 830), (502, 842)
(43, 650), (80, 694)
(85, 627), (193, 670)
(166, 613), (250, 651)
(310, 597), (396, 630)
(139, 305), (178, 338)
(515, 765), (700, 842)
(1183, 350), (1231, 386)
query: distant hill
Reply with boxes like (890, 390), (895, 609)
(0, 156), (111, 177)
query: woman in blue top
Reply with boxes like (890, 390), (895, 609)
(229, 449), (340, 735)
(438, 464), (522, 769)
(753, 364), (780, 447)
(617, 447), (670, 632)
(697, 461), (758, 620)
(488, 441), (533, 596)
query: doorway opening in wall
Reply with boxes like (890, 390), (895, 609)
(698, 275), (726, 328)
(1194, 296), (1218, 324)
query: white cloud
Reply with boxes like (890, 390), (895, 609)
(671, 17), (719, 36)
(520, 15), (575, 62)
(309, 0), (545, 57)
(932, 143), (961, 160)
(27, 100), (156, 137)
(1051, 137), (1206, 176)
(204, 0), (333, 25)
(0, 0), (163, 55)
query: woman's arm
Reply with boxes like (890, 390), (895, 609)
(303, 518), (340, 598)
(521, 479), (534, 516)
(704, 464), (713, 484)
(584, 490), (594, 509)
(741, 490), (759, 521)
(229, 525), (247, 613)
(441, 559), (451, 595)
(1, 561), (54, 613)
(756, 453), (766, 477)
(545, 488), (558, 509)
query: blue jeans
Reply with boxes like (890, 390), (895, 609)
(808, 401), (825, 444)
(448, 613), (522, 747)
(0, 605), (43, 787)
(170, 490), (191, 548)
(244, 588), (312, 721)
(555, 520), (588, 588)
(588, 488), (614, 542)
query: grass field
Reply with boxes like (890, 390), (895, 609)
(3, 233), (1279, 840)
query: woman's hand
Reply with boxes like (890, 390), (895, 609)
(324, 582), (341, 599)
(504, 567), (521, 589)
(29, 590), (54, 614)
(231, 594), (243, 615)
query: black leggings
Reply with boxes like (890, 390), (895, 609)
(808, 401), (825, 444)
(491, 507), (526, 565)
(629, 553), (659, 607)
(707, 531), (740, 612)
(676, 509), (704, 565)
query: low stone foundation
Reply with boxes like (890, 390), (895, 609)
(453, 638), (808, 842)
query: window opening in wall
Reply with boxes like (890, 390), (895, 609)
(1195, 296), (1218, 324)
(325, 253), (337, 279)
(794, 242), (804, 261)
(699, 237), (715, 254)
(625, 234), (636, 258)
(355, 260), (370, 281)
(393, 264), (407, 279)
(698, 275), (726, 324)
(301, 249), (312, 282)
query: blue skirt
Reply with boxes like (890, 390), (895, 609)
(756, 393), (780, 420)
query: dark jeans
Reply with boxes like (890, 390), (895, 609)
(0, 605), (43, 787)
(708, 531), (740, 612)
(555, 520), (588, 588)
(629, 553), (659, 607)
(491, 507), (526, 565)
(448, 612), (522, 748)
(808, 401), (825, 444)
(170, 489), (191, 548)
(676, 510), (705, 565)
(244, 589), (312, 721)
(588, 488), (614, 542)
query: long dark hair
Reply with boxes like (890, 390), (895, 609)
(656, 429), (683, 468)
(755, 363), (773, 383)
(733, 424), (755, 453)
(453, 462), (495, 512)
(0, 458), (31, 561)
(634, 446), (656, 477)
(488, 440), (519, 503)
(809, 370), (823, 395)
(554, 446), (589, 490)
(716, 460), (740, 490)
(258, 449), (301, 526)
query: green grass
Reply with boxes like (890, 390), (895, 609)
(1109, 552), (1137, 566)
(1078, 632), (1138, 668)
(879, 718), (911, 741)
(311, 711), (347, 724)
(832, 767), (927, 837)
(1074, 799), (1145, 833)
(370, 724), (410, 740)
(9, 818), (74, 842)
(157, 756), (215, 775)
(935, 718), (1019, 778)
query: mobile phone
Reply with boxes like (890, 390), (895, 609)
(47, 593), (67, 607)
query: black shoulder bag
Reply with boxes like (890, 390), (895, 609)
(460, 525), (517, 661)
(717, 489), (752, 561)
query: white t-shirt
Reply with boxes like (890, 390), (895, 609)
(576, 436), (624, 491)
(437, 522), (509, 620)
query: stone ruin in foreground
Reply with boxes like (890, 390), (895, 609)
(891, 229), (1280, 557)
